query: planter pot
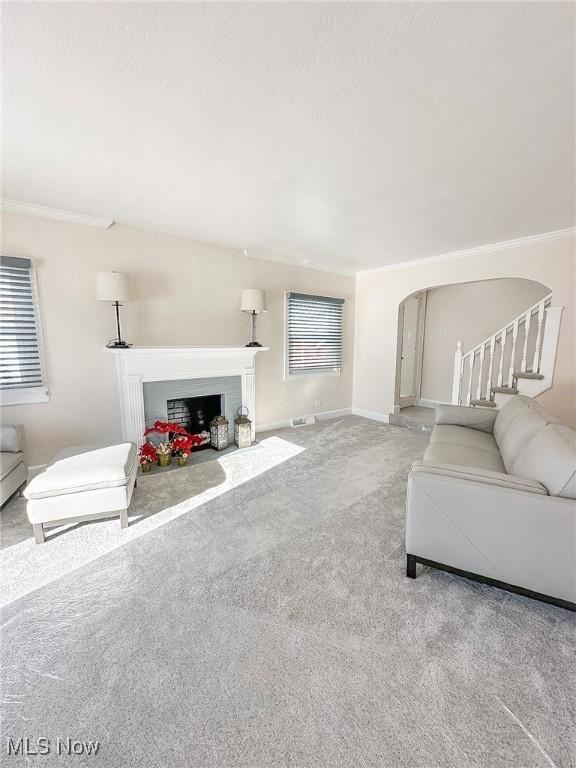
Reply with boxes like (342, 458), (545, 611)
(158, 454), (171, 467)
(141, 462), (153, 473)
(177, 456), (188, 467)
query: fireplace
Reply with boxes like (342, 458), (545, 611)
(111, 347), (267, 446)
(167, 394), (223, 444)
(142, 373), (242, 446)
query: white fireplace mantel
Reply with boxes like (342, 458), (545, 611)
(110, 346), (268, 444)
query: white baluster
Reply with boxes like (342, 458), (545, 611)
(466, 354), (474, 405)
(508, 318), (519, 386)
(532, 300), (546, 373)
(452, 341), (463, 404)
(497, 328), (507, 387)
(485, 335), (496, 401)
(520, 309), (532, 372)
(476, 344), (485, 400)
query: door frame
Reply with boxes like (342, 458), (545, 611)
(395, 291), (427, 411)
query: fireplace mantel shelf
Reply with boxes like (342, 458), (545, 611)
(111, 346), (266, 443)
(107, 346), (269, 355)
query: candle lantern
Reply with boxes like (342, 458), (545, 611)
(234, 406), (252, 448)
(210, 415), (229, 451)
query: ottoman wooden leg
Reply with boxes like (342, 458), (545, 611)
(119, 508), (129, 529)
(33, 523), (46, 545)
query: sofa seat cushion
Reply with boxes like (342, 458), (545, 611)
(410, 462), (547, 495)
(0, 451), (24, 482)
(512, 424), (576, 499)
(24, 443), (137, 500)
(423, 441), (506, 474)
(430, 425), (501, 454)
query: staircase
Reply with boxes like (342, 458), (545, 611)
(452, 294), (563, 408)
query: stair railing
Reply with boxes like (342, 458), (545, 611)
(452, 293), (552, 406)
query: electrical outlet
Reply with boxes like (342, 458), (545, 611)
(315, 399), (322, 409)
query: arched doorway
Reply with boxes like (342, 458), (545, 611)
(393, 277), (551, 423)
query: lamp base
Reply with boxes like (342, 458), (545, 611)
(106, 340), (133, 349)
(245, 341), (262, 348)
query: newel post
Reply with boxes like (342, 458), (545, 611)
(452, 341), (463, 405)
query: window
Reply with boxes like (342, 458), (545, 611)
(0, 255), (48, 405)
(285, 292), (344, 377)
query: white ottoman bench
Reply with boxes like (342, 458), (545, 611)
(24, 443), (138, 544)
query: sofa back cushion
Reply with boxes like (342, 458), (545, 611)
(512, 424), (576, 499)
(494, 396), (559, 473)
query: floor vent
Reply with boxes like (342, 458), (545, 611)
(290, 415), (316, 427)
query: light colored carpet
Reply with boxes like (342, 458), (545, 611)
(1, 416), (574, 768)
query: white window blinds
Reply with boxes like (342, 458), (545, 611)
(286, 292), (344, 376)
(0, 255), (47, 396)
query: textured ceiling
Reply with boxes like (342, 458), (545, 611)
(2, 2), (574, 273)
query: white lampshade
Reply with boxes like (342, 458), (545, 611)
(96, 271), (132, 302)
(241, 289), (267, 313)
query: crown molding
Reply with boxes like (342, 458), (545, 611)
(1, 199), (114, 229)
(357, 228), (576, 275)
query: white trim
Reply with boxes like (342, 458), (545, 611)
(351, 407), (390, 424)
(1, 199), (114, 229)
(256, 407), (352, 433)
(357, 228), (575, 275)
(395, 290), (427, 408)
(0, 388), (49, 406)
(108, 346), (269, 358)
(286, 369), (341, 380)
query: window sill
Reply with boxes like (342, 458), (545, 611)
(285, 368), (341, 381)
(0, 389), (50, 406)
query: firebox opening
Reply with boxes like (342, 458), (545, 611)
(167, 394), (223, 449)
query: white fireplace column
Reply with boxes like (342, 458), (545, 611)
(110, 347), (268, 445)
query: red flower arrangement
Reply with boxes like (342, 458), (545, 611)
(144, 420), (189, 439)
(140, 421), (204, 471)
(171, 433), (204, 458)
(139, 442), (157, 466)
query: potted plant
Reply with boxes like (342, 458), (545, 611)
(155, 442), (172, 467)
(144, 420), (189, 467)
(144, 420), (189, 441)
(172, 433), (204, 466)
(139, 442), (157, 473)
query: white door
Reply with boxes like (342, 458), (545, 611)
(398, 292), (426, 408)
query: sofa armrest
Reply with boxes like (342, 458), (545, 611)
(406, 462), (575, 603)
(0, 425), (24, 454)
(434, 404), (498, 433)
(410, 462), (547, 495)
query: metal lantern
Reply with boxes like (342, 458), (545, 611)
(210, 415), (229, 451)
(234, 406), (252, 448)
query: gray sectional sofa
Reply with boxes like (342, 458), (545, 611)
(406, 395), (576, 610)
(1, 425), (27, 507)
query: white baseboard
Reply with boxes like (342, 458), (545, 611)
(256, 407), (352, 433)
(351, 407), (390, 424)
(416, 398), (450, 409)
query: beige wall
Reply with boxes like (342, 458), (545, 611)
(420, 278), (550, 403)
(1, 212), (355, 465)
(354, 235), (576, 427)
